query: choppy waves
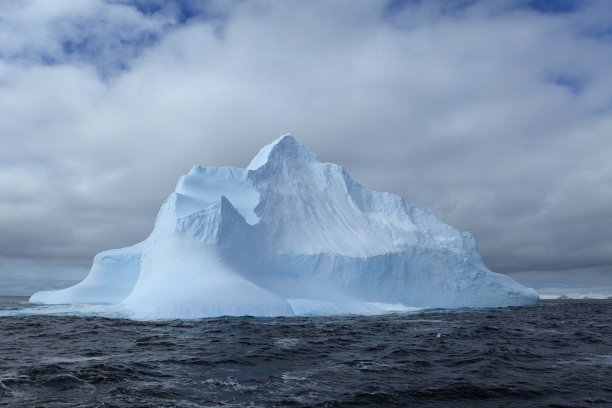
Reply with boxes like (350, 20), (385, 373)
(0, 298), (611, 407)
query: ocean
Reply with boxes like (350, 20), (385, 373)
(0, 297), (610, 407)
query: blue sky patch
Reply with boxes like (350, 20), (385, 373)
(525, 0), (580, 14)
(549, 74), (586, 95)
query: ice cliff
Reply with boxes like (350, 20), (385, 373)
(30, 135), (538, 318)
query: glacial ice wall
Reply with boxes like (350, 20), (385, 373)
(30, 135), (538, 318)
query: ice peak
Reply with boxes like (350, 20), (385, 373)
(247, 134), (316, 171)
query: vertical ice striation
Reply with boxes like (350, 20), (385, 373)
(30, 134), (538, 318)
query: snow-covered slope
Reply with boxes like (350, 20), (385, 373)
(30, 135), (538, 318)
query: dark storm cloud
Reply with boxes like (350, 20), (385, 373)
(0, 0), (610, 293)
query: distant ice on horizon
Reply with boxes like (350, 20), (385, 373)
(30, 135), (538, 318)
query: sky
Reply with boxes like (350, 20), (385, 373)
(0, 0), (611, 297)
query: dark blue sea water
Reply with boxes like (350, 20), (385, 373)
(0, 297), (610, 407)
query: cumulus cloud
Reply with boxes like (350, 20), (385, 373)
(0, 0), (610, 293)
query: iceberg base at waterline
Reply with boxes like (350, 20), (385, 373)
(30, 135), (538, 319)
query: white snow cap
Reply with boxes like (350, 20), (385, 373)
(30, 134), (539, 319)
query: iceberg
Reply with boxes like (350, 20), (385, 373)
(30, 135), (538, 318)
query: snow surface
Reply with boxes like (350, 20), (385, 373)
(30, 134), (538, 318)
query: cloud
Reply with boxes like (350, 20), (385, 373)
(0, 0), (610, 293)
(0, 256), (86, 296)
